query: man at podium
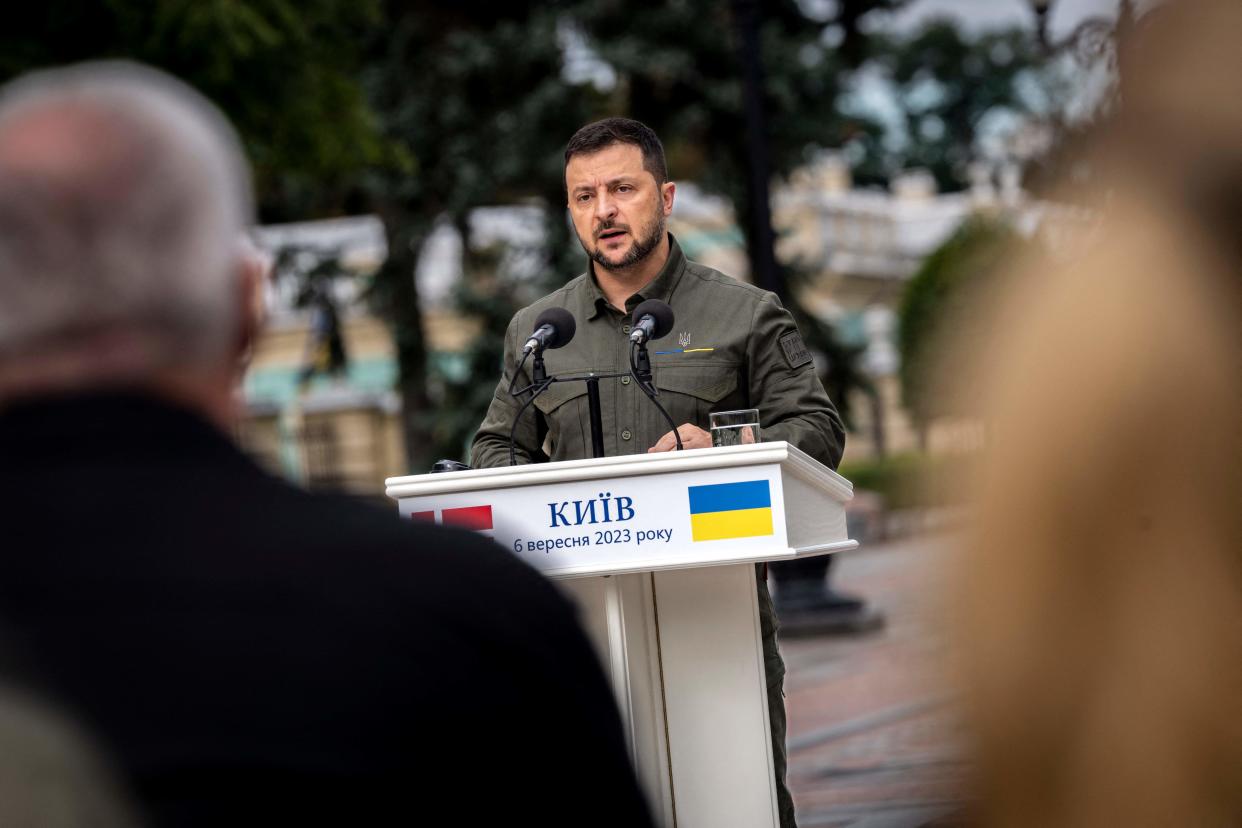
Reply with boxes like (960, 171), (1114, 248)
(472, 117), (846, 828)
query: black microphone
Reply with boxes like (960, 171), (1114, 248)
(524, 307), (577, 354)
(629, 299), (674, 344)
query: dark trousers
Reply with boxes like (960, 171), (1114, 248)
(756, 564), (796, 828)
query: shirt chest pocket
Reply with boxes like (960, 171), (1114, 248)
(531, 377), (591, 459)
(652, 363), (744, 428)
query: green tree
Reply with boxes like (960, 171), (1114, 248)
(358, 1), (599, 470)
(872, 22), (1047, 191)
(897, 216), (1022, 444)
(0, 1), (384, 214)
(426, 236), (551, 460)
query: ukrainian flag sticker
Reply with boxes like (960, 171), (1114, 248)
(688, 480), (774, 542)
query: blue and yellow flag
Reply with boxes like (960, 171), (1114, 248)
(688, 480), (774, 542)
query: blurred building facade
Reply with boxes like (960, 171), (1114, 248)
(239, 217), (402, 495)
(772, 154), (1026, 462)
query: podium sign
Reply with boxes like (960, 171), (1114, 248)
(388, 441), (852, 579)
(386, 442), (856, 827)
(398, 460), (788, 577)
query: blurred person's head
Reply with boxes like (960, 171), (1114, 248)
(952, 1), (1242, 825)
(1104, 0), (1242, 249)
(0, 680), (140, 828)
(564, 117), (674, 273)
(0, 61), (259, 425)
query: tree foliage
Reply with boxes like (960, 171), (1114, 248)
(870, 22), (1046, 191)
(358, 1), (601, 469)
(0, 1), (383, 216)
(897, 216), (1022, 435)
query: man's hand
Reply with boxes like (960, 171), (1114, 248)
(648, 423), (712, 453)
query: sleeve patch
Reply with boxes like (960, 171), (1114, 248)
(780, 331), (813, 369)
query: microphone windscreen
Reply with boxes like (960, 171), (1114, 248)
(532, 306), (577, 349)
(630, 299), (675, 340)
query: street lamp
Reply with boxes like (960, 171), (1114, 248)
(1030, 0), (1054, 51)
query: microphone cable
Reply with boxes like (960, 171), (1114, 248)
(508, 375), (554, 466)
(629, 339), (683, 451)
(507, 348), (534, 397)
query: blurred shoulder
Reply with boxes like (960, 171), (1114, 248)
(295, 489), (574, 617)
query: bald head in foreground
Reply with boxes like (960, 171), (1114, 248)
(0, 63), (652, 826)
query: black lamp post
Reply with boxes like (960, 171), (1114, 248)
(730, 0), (783, 301)
(728, 0), (882, 635)
(1030, 0), (1054, 51)
(1028, 0), (1126, 64)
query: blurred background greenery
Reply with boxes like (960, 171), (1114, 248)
(1, 0), (1134, 503)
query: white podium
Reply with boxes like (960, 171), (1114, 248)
(385, 442), (855, 827)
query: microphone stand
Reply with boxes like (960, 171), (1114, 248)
(507, 341), (685, 465)
(508, 360), (629, 465)
(530, 349), (547, 384)
(585, 377), (605, 458)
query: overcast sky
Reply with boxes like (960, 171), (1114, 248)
(891, 0), (1120, 36)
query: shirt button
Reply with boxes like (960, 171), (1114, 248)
(622, 325), (631, 334)
(621, 375), (631, 385)
(621, 429), (633, 441)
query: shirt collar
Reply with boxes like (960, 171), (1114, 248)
(586, 233), (687, 320)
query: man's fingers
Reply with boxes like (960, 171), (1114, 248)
(650, 424), (711, 452)
(680, 424), (713, 449)
(648, 428), (679, 453)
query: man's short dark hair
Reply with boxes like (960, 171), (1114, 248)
(564, 118), (668, 185)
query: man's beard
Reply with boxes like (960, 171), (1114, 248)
(582, 207), (666, 272)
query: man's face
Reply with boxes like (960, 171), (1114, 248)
(565, 143), (674, 273)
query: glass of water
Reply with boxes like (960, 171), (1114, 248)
(710, 409), (761, 447)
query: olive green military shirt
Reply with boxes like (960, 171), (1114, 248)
(470, 234), (845, 470)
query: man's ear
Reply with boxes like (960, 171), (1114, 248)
(662, 181), (676, 216)
(233, 245), (270, 372)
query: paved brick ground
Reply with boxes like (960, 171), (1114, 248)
(779, 534), (972, 828)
